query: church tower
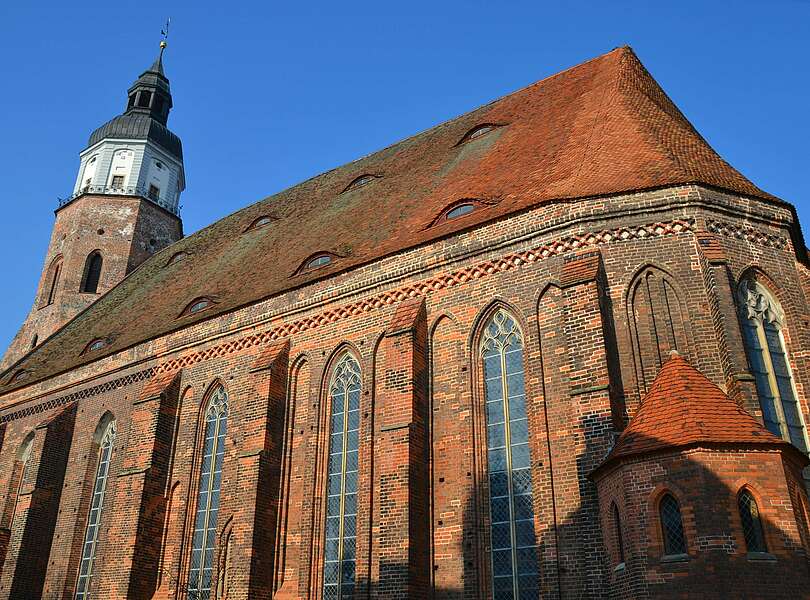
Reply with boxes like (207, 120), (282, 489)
(0, 42), (185, 371)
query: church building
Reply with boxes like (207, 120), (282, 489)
(0, 43), (809, 599)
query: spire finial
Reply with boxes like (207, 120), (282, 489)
(151, 18), (170, 75)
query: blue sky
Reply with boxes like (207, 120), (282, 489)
(0, 1), (808, 352)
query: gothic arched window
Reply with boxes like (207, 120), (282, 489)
(323, 352), (361, 600)
(81, 251), (103, 294)
(738, 489), (767, 553)
(659, 493), (686, 556)
(74, 417), (116, 599)
(188, 386), (229, 600)
(480, 309), (539, 599)
(44, 256), (63, 306)
(738, 279), (808, 452)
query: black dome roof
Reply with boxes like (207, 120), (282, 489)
(88, 112), (183, 159)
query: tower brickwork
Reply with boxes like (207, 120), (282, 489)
(0, 45), (184, 372)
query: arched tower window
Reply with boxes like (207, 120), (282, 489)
(43, 256), (63, 306)
(480, 309), (539, 599)
(187, 386), (229, 600)
(611, 501), (625, 565)
(659, 493), (686, 556)
(74, 417), (116, 599)
(323, 352), (361, 600)
(738, 489), (767, 553)
(81, 252), (103, 294)
(738, 279), (807, 451)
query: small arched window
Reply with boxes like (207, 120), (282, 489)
(81, 251), (103, 294)
(341, 174), (380, 193)
(297, 253), (335, 274)
(455, 123), (501, 146)
(84, 338), (108, 353)
(323, 352), (362, 600)
(167, 251), (189, 266)
(74, 417), (116, 599)
(612, 502), (625, 565)
(9, 369), (29, 383)
(659, 493), (687, 556)
(480, 309), (539, 598)
(188, 386), (229, 600)
(181, 297), (215, 317)
(245, 215), (275, 231)
(43, 256), (63, 306)
(30, 334), (38, 349)
(738, 279), (808, 452)
(446, 203), (476, 220)
(738, 489), (767, 553)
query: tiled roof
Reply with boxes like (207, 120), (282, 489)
(0, 47), (781, 392)
(606, 353), (787, 463)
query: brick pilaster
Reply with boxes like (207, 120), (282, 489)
(555, 251), (614, 597)
(0, 423), (7, 578)
(228, 340), (288, 599)
(694, 234), (760, 414)
(371, 298), (429, 598)
(0, 403), (76, 600)
(97, 370), (182, 599)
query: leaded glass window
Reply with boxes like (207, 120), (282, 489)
(75, 419), (116, 600)
(739, 280), (808, 452)
(738, 490), (767, 553)
(323, 353), (361, 600)
(188, 386), (229, 600)
(481, 309), (539, 599)
(659, 493), (686, 556)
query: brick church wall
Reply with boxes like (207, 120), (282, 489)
(1, 185), (810, 598)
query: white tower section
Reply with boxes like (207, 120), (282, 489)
(72, 139), (185, 214)
(65, 41), (185, 216)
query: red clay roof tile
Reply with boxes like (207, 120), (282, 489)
(0, 46), (782, 391)
(606, 353), (787, 463)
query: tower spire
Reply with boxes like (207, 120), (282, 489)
(151, 19), (170, 75)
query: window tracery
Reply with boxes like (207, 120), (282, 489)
(738, 279), (808, 452)
(480, 309), (538, 599)
(187, 386), (229, 600)
(323, 352), (361, 600)
(74, 419), (116, 599)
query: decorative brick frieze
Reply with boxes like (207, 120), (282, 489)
(706, 219), (788, 249)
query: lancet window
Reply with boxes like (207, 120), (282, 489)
(323, 352), (361, 600)
(481, 309), (539, 599)
(74, 418), (116, 599)
(188, 386), (229, 600)
(738, 279), (808, 452)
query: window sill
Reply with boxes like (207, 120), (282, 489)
(746, 551), (776, 562)
(660, 553), (689, 563)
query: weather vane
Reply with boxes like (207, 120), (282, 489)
(160, 18), (171, 49)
